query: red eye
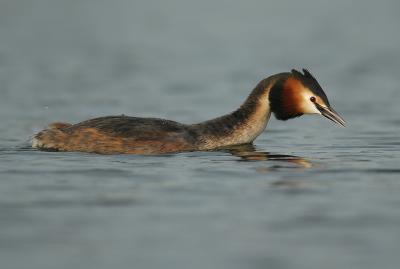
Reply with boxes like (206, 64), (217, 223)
(310, 96), (316, 102)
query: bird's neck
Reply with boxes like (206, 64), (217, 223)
(192, 75), (280, 150)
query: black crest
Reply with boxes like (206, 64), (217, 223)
(291, 69), (330, 106)
(269, 68), (329, 121)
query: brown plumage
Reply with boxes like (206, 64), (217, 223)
(32, 69), (345, 154)
(33, 117), (198, 154)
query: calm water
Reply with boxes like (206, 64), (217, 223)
(1, 0), (400, 268)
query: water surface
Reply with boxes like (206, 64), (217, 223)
(1, 1), (400, 269)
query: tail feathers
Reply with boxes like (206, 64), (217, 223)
(31, 122), (72, 150)
(31, 128), (67, 151)
(31, 136), (46, 149)
(47, 122), (72, 130)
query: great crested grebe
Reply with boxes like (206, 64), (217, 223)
(32, 69), (345, 154)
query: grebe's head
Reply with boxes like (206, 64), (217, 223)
(269, 69), (345, 126)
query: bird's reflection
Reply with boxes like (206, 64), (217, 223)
(220, 144), (313, 169)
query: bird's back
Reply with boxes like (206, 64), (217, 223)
(32, 116), (198, 154)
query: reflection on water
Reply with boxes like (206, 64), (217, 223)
(222, 143), (313, 169)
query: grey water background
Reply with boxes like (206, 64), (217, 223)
(1, 0), (400, 268)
